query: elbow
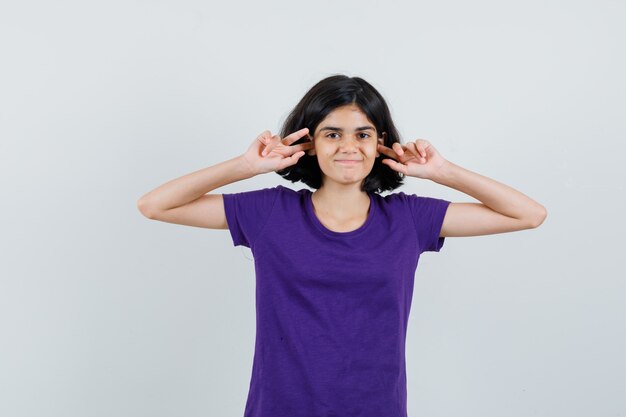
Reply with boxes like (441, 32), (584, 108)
(137, 197), (156, 219)
(529, 205), (548, 228)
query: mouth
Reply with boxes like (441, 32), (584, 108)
(335, 160), (362, 164)
(335, 160), (362, 166)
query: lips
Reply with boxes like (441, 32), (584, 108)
(335, 160), (362, 166)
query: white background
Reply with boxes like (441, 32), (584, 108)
(1, 0), (624, 416)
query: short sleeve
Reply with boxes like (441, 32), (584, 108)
(221, 186), (281, 248)
(407, 194), (452, 253)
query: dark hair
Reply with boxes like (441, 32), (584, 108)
(275, 74), (405, 194)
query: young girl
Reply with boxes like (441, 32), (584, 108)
(137, 74), (547, 417)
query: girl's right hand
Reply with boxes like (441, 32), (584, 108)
(241, 128), (314, 175)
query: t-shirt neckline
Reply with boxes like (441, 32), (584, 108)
(305, 189), (376, 238)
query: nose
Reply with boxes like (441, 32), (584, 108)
(338, 135), (359, 152)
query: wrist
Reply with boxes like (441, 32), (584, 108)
(431, 159), (456, 185)
(236, 154), (260, 178)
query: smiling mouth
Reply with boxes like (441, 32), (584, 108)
(335, 160), (362, 163)
(335, 160), (362, 166)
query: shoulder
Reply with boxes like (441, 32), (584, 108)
(376, 190), (411, 205)
(379, 190), (447, 204)
(224, 185), (286, 198)
(275, 184), (313, 199)
(222, 185), (310, 209)
(380, 190), (408, 200)
(375, 191), (450, 215)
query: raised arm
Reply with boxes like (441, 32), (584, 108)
(378, 139), (547, 237)
(431, 160), (547, 236)
(136, 155), (254, 229)
(137, 128), (312, 229)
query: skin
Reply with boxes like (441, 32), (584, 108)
(250, 103), (388, 229)
(305, 104), (386, 227)
(255, 103), (548, 236)
(137, 88), (547, 237)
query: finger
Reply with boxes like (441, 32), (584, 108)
(283, 127), (310, 146)
(278, 150), (305, 170)
(377, 143), (399, 160)
(406, 142), (425, 162)
(381, 158), (408, 175)
(258, 131), (273, 156)
(405, 141), (419, 157)
(415, 139), (428, 157)
(259, 136), (270, 156)
(257, 130), (272, 145)
(392, 142), (404, 156)
(262, 134), (283, 156)
(290, 141), (314, 153)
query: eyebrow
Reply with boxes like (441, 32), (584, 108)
(318, 126), (375, 132)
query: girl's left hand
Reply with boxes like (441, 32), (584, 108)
(378, 139), (448, 180)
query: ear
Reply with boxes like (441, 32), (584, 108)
(376, 132), (387, 157)
(306, 134), (316, 156)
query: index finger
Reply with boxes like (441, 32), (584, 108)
(377, 143), (400, 161)
(289, 141), (314, 154)
(282, 127), (311, 145)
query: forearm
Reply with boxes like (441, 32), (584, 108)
(137, 155), (255, 212)
(432, 160), (547, 223)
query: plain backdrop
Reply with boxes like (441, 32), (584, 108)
(1, 0), (624, 416)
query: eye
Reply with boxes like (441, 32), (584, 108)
(325, 133), (371, 139)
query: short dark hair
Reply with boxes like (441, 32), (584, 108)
(275, 74), (405, 194)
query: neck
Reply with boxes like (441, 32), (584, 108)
(312, 181), (370, 219)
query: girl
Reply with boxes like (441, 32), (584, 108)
(137, 74), (547, 417)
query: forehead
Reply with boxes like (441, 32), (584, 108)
(318, 105), (374, 127)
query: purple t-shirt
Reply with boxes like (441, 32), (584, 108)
(222, 185), (451, 417)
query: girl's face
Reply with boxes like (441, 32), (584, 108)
(308, 104), (386, 189)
